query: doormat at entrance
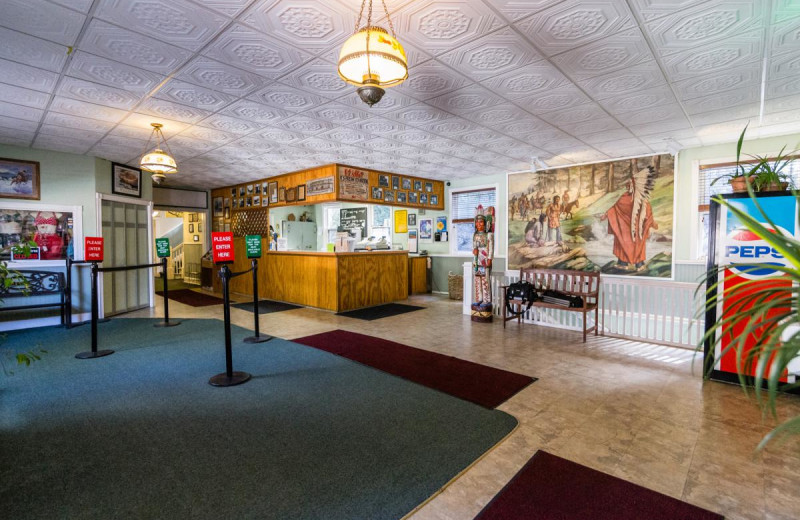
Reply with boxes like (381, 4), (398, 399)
(232, 299), (301, 314)
(475, 451), (724, 520)
(293, 329), (535, 409)
(336, 303), (424, 320)
(156, 288), (223, 307)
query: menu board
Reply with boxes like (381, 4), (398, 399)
(338, 166), (369, 201)
(339, 207), (367, 238)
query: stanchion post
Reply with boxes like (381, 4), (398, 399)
(244, 258), (271, 344)
(209, 264), (251, 386)
(75, 262), (114, 359)
(154, 256), (181, 328)
(65, 257), (72, 328)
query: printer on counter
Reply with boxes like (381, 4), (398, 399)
(355, 236), (390, 251)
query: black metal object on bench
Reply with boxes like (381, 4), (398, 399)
(0, 270), (67, 325)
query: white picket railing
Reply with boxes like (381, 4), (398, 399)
(172, 243), (184, 278)
(462, 263), (704, 349)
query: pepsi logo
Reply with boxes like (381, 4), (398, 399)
(723, 224), (790, 279)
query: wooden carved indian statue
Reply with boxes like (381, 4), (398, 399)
(471, 205), (495, 323)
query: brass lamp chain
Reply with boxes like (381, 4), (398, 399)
(157, 127), (175, 159)
(381, 0), (396, 38)
(355, 0), (366, 33)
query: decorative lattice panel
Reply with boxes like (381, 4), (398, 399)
(231, 210), (268, 237)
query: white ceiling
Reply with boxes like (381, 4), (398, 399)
(1, 0), (799, 189)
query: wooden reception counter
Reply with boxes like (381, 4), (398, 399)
(213, 240), (408, 312)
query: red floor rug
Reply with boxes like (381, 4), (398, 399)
(293, 329), (535, 408)
(475, 451), (723, 520)
(155, 289), (223, 307)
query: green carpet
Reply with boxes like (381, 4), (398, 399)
(154, 276), (196, 292)
(0, 319), (517, 520)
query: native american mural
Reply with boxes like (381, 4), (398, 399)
(507, 154), (674, 278)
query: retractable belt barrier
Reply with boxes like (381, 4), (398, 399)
(75, 257), (180, 360)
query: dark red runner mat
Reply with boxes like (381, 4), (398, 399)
(476, 451), (723, 520)
(293, 329), (534, 408)
(155, 289), (223, 307)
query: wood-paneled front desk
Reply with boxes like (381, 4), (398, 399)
(209, 239), (408, 312)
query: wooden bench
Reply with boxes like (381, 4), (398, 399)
(501, 268), (600, 342)
(0, 270), (67, 325)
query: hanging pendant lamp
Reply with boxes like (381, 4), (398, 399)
(140, 123), (177, 185)
(338, 0), (408, 107)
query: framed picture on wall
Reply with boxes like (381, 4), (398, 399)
(409, 192), (418, 204)
(420, 193), (428, 204)
(239, 186), (245, 197)
(253, 195), (260, 206)
(372, 186), (383, 200)
(286, 187), (296, 202)
(378, 174), (389, 187)
(188, 224), (194, 233)
(425, 182), (433, 193)
(247, 184), (254, 194)
(298, 184), (306, 201)
(413, 180), (422, 192)
(193, 235), (199, 242)
(189, 213), (198, 222)
(408, 213), (416, 226)
(278, 186), (286, 202)
(198, 223), (202, 233)
(419, 218), (433, 241)
(254, 184), (261, 194)
(397, 191), (407, 204)
(384, 190), (394, 203)
(408, 229), (418, 254)
(392, 176), (399, 190)
(111, 162), (141, 198)
(268, 182), (278, 203)
(401, 178), (411, 190)
(262, 196), (269, 207)
(430, 195), (438, 206)
(213, 196), (223, 216)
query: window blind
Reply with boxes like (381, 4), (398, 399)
(698, 158), (800, 207)
(451, 188), (496, 223)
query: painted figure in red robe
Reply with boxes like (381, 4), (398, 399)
(33, 211), (64, 260)
(600, 166), (658, 270)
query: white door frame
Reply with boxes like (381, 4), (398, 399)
(95, 193), (154, 318)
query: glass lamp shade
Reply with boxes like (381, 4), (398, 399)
(338, 26), (408, 88)
(140, 149), (177, 175)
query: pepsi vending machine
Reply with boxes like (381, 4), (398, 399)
(705, 192), (798, 385)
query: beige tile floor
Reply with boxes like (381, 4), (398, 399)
(131, 291), (800, 520)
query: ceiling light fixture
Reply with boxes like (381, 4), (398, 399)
(140, 123), (177, 185)
(338, 0), (408, 107)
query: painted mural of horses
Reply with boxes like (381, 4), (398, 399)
(561, 199), (579, 220)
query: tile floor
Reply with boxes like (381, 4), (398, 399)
(130, 291), (800, 520)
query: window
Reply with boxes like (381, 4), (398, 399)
(323, 204), (341, 245)
(696, 158), (800, 257)
(450, 186), (496, 255)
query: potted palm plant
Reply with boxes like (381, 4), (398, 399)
(751, 148), (794, 192)
(710, 124), (758, 193)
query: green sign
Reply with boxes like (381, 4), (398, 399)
(155, 238), (170, 258)
(245, 235), (262, 258)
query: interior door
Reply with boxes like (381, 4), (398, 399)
(100, 197), (151, 316)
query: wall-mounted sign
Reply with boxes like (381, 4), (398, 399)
(337, 166), (369, 201)
(211, 232), (234, 264)
(245, 235), (262, 258)
(85, 237), (104, 262)
(155, 238), (170, 258)
(339, 207), (367, 239)
(306, 176), (334, 196)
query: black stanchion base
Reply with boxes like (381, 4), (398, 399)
(243, 335), (273, 343)
(154, 321), (182, 328)
(75, 349), (114, 359)
(209, 371), (251, 387)
(68, 318), (111, 329)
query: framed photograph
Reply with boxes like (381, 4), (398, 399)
(430, 194), (439, 206)
(409, 192), (418, 204)
(110, 162), (141, 198)
(408, 213), (416, 226)
(246, 196), (252, 207)
(262, 196), (269, 207)
(239, 186), (245, 197)
(384, 190), (394, 203)
(224, 197), (230, 210)
(193, 235), (199, 242)
(188, 223), (194, 233)
(246, 184), (254, 194)
(253, 195), (260, 206)
(401, 178), (411, 190)
(286, 187), (296, 202)
(198, 223), (202, 233)
(189, 213), (198, 222)
(213, 196), (223, 216)
(392, 176), (399, 190)
(230, 188), (236, 196)
(397, 191), (407, 204)
(420, 218), (433, 241)
(239, 198), (245, 208)
(254, 184), (261, 195)
(420, 193), (428, 204)
(268, 182), (278, 203)
(425, 182), (433, 193)
(297, 184), (306, 201)
(371, 186), (383, 200)
(278, 186), (286, 202)
(413, 180), (422, 192)
(378, 174), (389, 187)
